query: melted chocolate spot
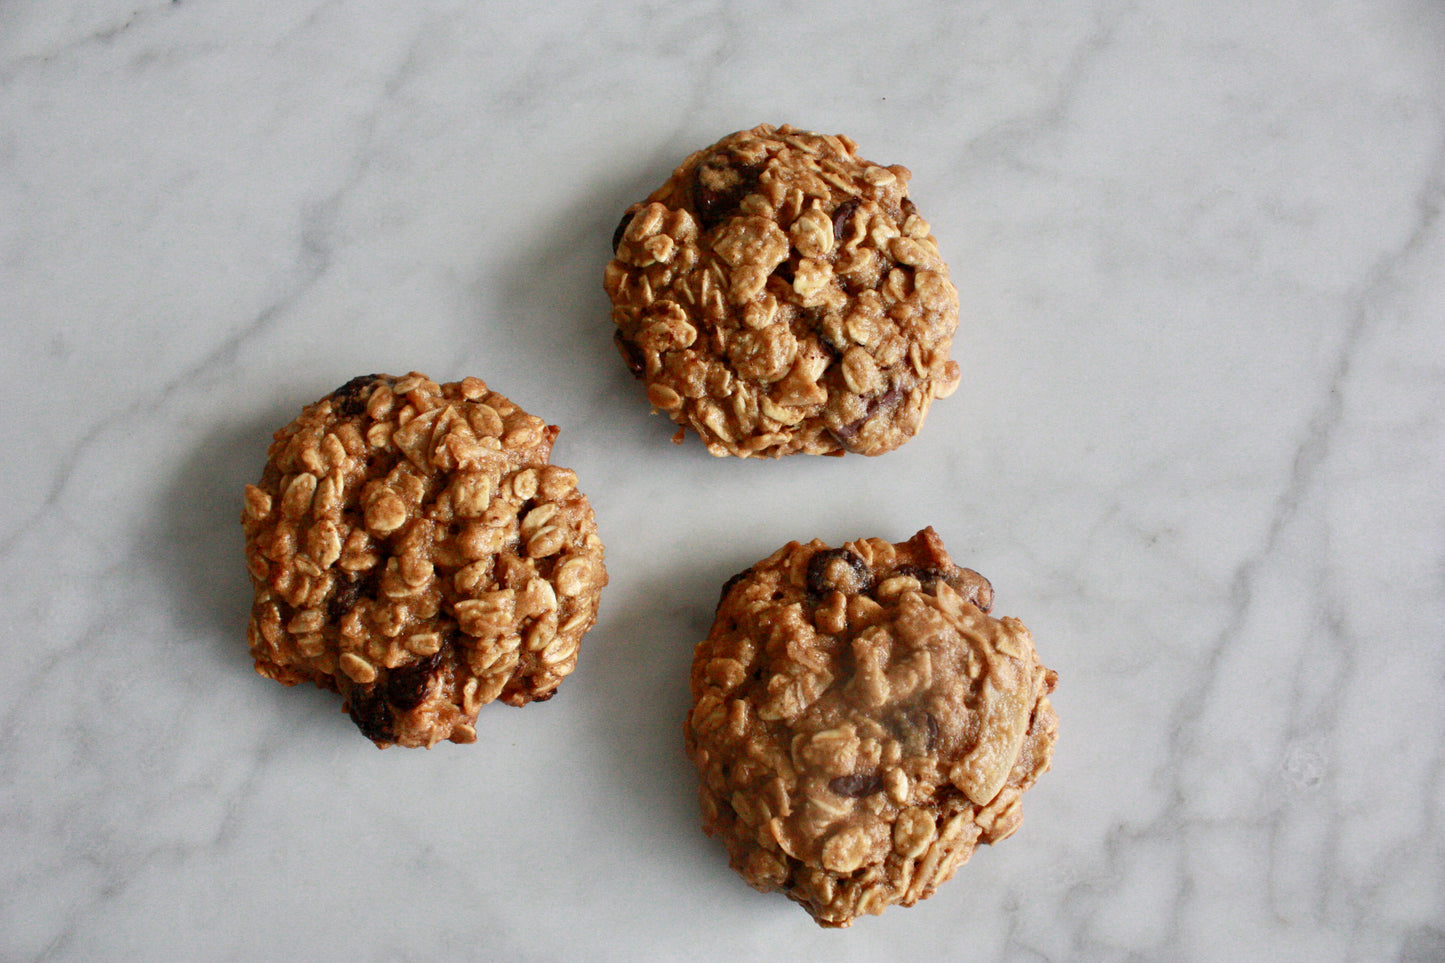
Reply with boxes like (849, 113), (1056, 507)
(887, 706), (940, 755)
(829, 772), (883, 798)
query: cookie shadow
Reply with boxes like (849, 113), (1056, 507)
(155, 403), (366, 738)
(483, 162), (677, 446)
(575, 547), (762, 881)
(154, 407), (285, 674)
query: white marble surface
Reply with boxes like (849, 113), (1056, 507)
(2, 0), (1443, 959)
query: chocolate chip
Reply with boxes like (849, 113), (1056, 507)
(326, 581), (358, 623)
(832, 198), (860, 241)
(965, 571), (995, 614)
(894, 564), (991, 610)
(872, 383), (904, 412)
(894, 565), (951, 589)
(718, 566), (754, 608)
(808, 308), (846, 359)
(691, 156), (765, 232)
(347, 688), (394, 744)
(385, 649), (444, 711)
(613, 330), (645, 378)
(611, 209), (634, 253)
(327, 567), (380, 623)
(806, 548), (872, 598)
(829, 772), (883, 798)
(827, 384), (905, 450)
(828, 420), (860, 446)
(331, 374), (382, 418)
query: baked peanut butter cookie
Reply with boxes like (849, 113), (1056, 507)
(242, 373), (607, 748)
(684, 528), (1057, 926)
(605, 124), (962, 457)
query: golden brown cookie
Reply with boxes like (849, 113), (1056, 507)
(684, 528), (1057, 926)
(605, 124), (962, 458)
(242, 372), (607, 748)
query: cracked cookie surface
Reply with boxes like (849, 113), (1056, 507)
(605, 124), (962, 457)
(242, 372), (607, 748)
(684, 528), (1057, 927)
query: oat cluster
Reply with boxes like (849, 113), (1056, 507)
(242, 372), (607, 748)
(605, 124), (962, 458)
(685, 529), (1057, 927)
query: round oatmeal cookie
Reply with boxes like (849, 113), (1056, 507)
(241, 372), (608, 748)
(604, 123), (962, 458)
(684, 528), (1057, 927)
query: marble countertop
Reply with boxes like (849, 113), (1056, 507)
(3, 1), (1443, 960)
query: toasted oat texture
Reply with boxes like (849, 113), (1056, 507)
(242, 372), (607, 748)
(684, 528), (1057, 927)
(605, 124), (962, 458)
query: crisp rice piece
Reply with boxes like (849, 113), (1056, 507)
(242, 372), (608, 748)
(684, 528), (1058, 927)
(605, 124), (963, 458)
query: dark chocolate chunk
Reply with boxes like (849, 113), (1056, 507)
(806, 548), (872, 598)
(611, 208), (634, 253)
(326, 566), (380, 623)
(347, 688), (394, 744)
(808, 307), (846, 359)
(718, 566), (754, 608)
(691, 156), (765, 232)
(614, 330), (645, 378)
(832, 198), (861, 241)
(326, 580), (359, 623)
(827, 384), (905, 450)
(771, 258), (795, 286)
(385, 649), (444, 711)
(331, 374), (382, 418)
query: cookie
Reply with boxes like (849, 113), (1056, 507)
(604, 124), (962, 458)
(242, 372), (608, 748)
(684, 528), (1057, 927)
